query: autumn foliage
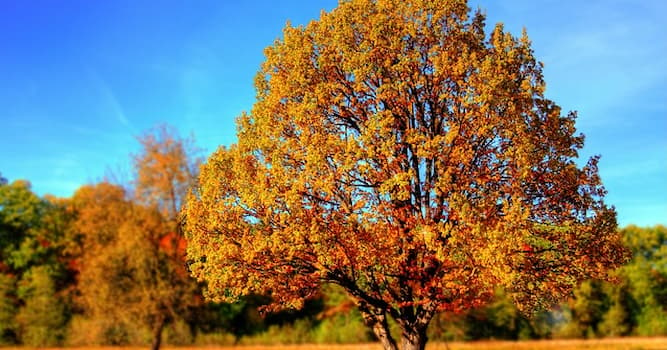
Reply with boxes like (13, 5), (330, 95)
(184, 0), (626, 349)
(71, 127), (201, 350)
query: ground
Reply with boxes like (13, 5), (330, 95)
(11, 337), (667, 350)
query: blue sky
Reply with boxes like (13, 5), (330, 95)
(0, 0), (665, 227)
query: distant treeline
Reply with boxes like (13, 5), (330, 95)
(1, 127), (665, 346)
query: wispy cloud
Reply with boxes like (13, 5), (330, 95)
(87, 68), (134, 130)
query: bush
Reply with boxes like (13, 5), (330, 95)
(240, 318), (316, 345)
(66, 316), (150, 346)
(312, 310), (371, 343)
(15, 266), (67, 346)
(164, 318), (194, 345)
(636, 306), (667, 336)
(0, 274), (17, 344)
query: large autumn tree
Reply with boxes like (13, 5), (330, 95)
(184, 0), (626, 349)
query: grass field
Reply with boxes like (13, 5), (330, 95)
(12, 337), (667, 350)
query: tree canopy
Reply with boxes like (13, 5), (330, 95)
(133, 124), (201, 224)
(72, 127), (201, 350)
(184, 0), (626, 349)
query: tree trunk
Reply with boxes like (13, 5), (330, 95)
(400, 326), (427, 350)
(356, 299), (434, 350)
(150, 318), (165, 350)
(359, 305), (399, 350)
(372, 314), (399, 350)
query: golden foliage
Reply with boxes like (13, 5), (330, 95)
(184, 0), (626, 347)
(72, 183), (197, 344)
(134, 124), (201, 222)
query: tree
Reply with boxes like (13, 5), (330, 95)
(0, 180), (75, 346)
(618, 225), (667, 335)
(0, 273), (17, 344)
(15, 266), (67, 346)
(132, 125), (202, 350)
(71, 183), (141, 344)
(0, 180), (43, 272)
(133, 124), (201, 224)
(558, 280), (608, 338)
(597, 282), (632, 337)
(184, 0), (626, 349)
(553, 225), (667, 339)
(73, 126), (201, 350)
(0, 179), (39, 344)
(72, 182), (193, 347)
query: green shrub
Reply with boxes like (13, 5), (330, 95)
(313, 311), (371, 343)
(241, 318), (315, 345)
(636, 306), (667, 336)
(15, 266), (66, 346)
(0, 274), (17, 344)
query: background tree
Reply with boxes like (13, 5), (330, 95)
(15, 265), (67, 346)
(72, 182), (191, 347)
(0, 180), (43, 272)
(73, 126), (201, 350)
(614, 225), (666, 335)
(0, 273), (16, 344)
(133, 124), (201, 225)
(0, 179), (39, 344)
(597, 281), (632, 337)
(132, 125), (202, 350)
(0, 180), (74, 346)
(557, 280), (608, 338)
(185, 0), (626, 349)
(554, 225), (666, 338)
(70, 183), (142, 344)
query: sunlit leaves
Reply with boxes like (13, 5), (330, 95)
(185, 0), (626, 346)
(133, 124), (202, 223)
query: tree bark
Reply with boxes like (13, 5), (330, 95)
(400, 326), (428, 350)
(359, 304), (399, 350)
(150, 318), (165, 350)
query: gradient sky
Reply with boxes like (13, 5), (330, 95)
(1, 0), (665, 227)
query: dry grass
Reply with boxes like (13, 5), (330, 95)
(429, 337), (667, 350)
(8, 338), (667, 350)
